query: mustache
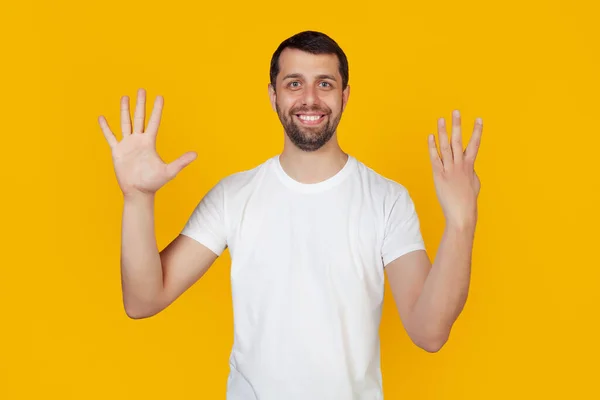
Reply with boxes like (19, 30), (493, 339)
(289, 105), (331, 115)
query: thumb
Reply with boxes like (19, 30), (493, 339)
(166, 151), (197, 179)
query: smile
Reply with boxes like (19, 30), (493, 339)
(295, 114), (326, 125)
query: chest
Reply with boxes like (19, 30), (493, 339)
(226, 189), (385, 288)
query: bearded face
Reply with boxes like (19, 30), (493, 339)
(275, 101), (343, 152)
(270, 48), (349, 152)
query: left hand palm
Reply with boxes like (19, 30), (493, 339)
(428, 110), (483, 230)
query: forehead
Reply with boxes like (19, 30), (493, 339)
(277, 48), (340, 80)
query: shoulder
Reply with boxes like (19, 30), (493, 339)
(216, 155), (277, 194)
(353, 156), (411, 201)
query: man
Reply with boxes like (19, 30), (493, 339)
(98, 31), (482, 400)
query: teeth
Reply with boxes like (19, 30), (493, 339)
(299, 115), (321, 121)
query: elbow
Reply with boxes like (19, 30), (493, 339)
(417, 337), (447, 353)
(410, 330), (450, 353)
(123, 299), (162, 320)
(124, 307), (154, 319)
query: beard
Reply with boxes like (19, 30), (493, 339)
(276, 102), (343, 152)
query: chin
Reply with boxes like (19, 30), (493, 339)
(287, 131), (334, 152)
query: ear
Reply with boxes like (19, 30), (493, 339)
(341, 84), (350, 112)
(268, 83), (277, 112)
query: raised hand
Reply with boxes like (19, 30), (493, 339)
(428, 110), (482, 230)
(98, 89), (197, 199)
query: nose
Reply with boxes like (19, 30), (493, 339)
(301, 84), (319, 106)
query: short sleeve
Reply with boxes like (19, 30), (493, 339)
(180, 180), (228, 256)
(381, 187), (426, 267)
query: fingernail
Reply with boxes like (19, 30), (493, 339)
(453, 110), (460, 117)
(476, 117), (483, 124)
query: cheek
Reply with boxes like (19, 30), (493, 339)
(277, 96), (297, 113)
(326, 98), (343, 114)
(324, 91), (343, 109)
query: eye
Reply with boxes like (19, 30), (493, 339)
(319, 81), (332, 88)
(288, 81), (301, 89)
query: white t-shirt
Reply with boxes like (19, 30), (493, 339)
(181, 154), (426, 400)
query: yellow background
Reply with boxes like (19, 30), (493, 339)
(1, 0), (598, 398)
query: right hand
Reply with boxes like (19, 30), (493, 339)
(98, 88), (197, 199)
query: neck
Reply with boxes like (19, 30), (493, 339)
(279, 135), (349, 184)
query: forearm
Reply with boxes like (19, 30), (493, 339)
(410, 222), (476, 346)
(120, 193), (164, 317)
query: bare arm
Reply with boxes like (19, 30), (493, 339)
(98, 89), (214, 319)
(386, 223), (475, 352)
(386, 110), (483, 352)
(120, 193), (219, 319)
(119, 193), (162, 318)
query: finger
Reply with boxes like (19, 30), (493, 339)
(437, 117), (453, 169)
(465, 117), (483, 164)
(146, 96), (164, 137)
(98, 116), (118, 148)
(428, 134), (443, 172)
(166, 151), (198, 179)
(120, 96), (131, 136)
(451, 110), (463, 164)
(133, 88), (146, 133)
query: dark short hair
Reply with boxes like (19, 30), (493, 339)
(269, 31), (349, 91)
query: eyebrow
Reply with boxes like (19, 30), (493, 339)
(282, 73), (337, 82)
